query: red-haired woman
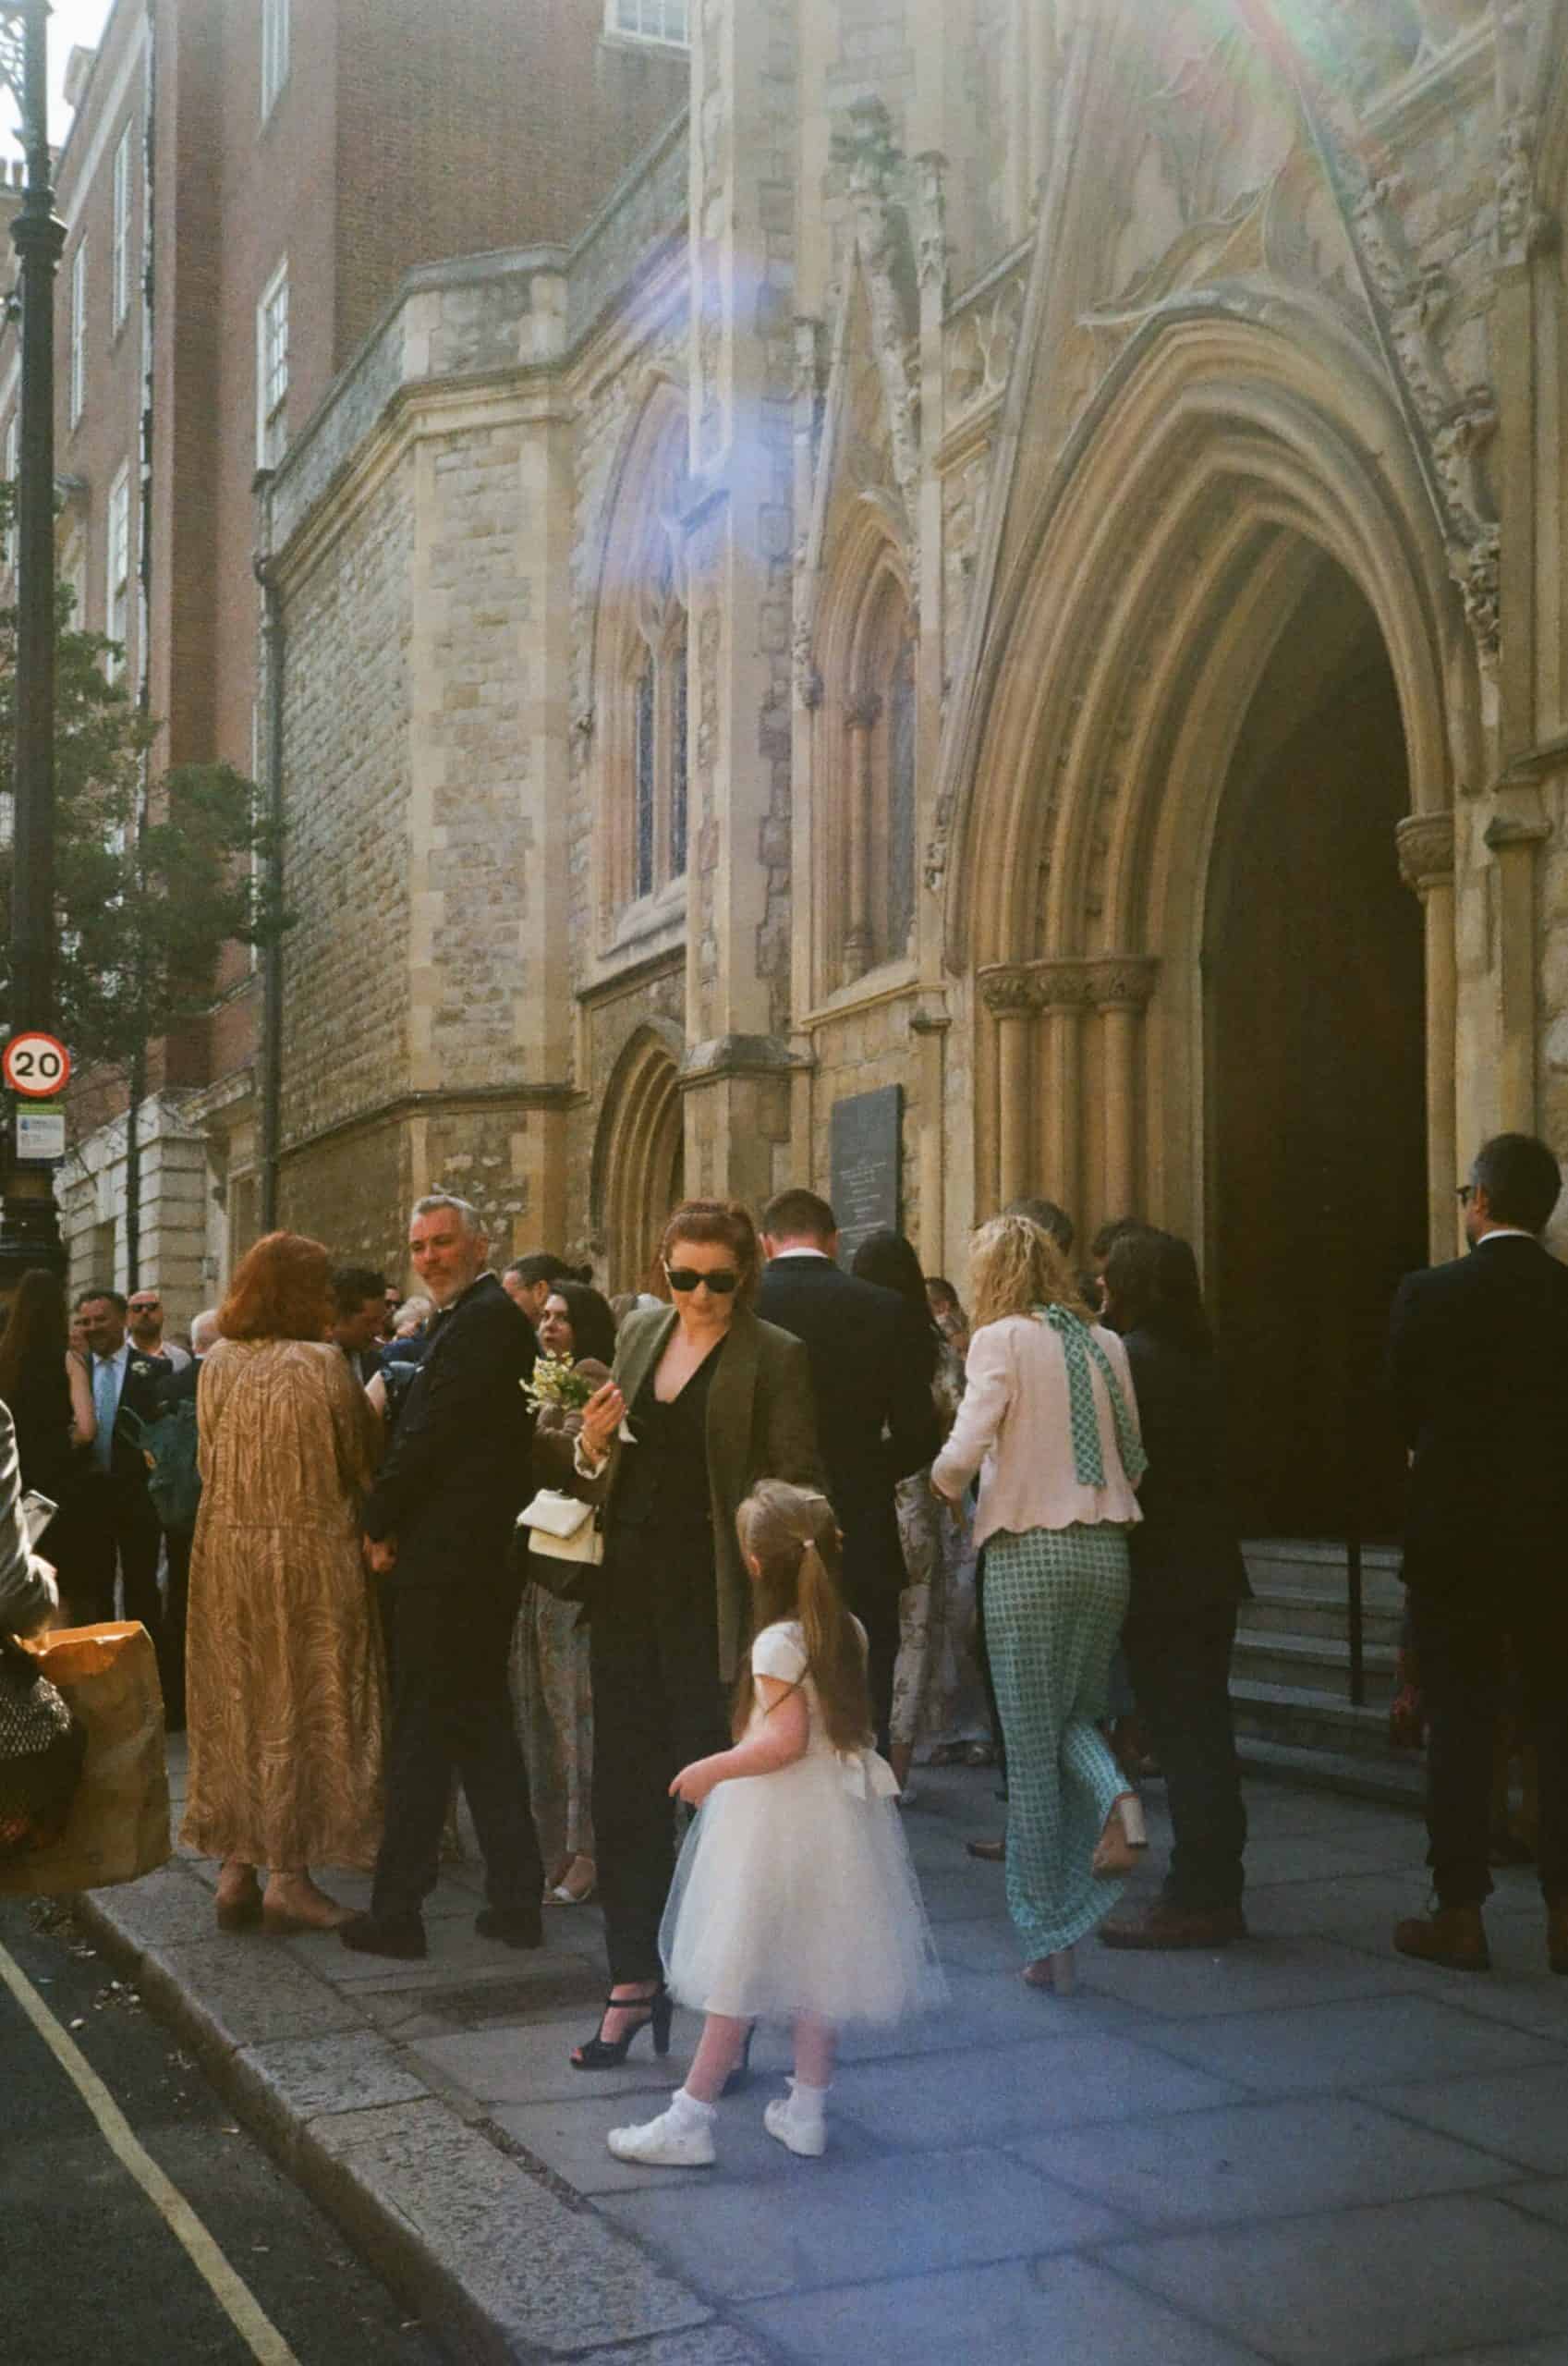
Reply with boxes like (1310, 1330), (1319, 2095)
(181, 1231), (384, 1934)
(568, 1200), (820, 2067)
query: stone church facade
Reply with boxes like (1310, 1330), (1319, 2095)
(267, 0), (1568, 1536)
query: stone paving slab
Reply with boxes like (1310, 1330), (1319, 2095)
(1105, 2191), (1568, 2366)
(1070, 1930), (1446, 2019)
(1128, 1990), (1568, 2096)
(1508, 2182), (1568, 2231)
(741, 2254), (1274, 2366)
(1374, 2063), (1568, 2176)
(493, 2090), (888, 2196)
(1007, 2093), (1522, 2228)
(599, 2145), (1127, 2301)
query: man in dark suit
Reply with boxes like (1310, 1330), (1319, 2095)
(342, 1195), (544, 1960)
(75, 1287), (172, 1647)
(758, 1189), (941, 1747)
(1387, 1133), (1568, 1974)
(151, 1309), (221, 1732)
(331, 1264), (390, 1385)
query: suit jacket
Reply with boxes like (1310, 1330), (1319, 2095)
(362, 1271), (537, 1589)
(756, 1255), (941, 1595)
(92, 1348), (173, 1507)
(1121, 1328), (1249, 1618)
(1387, 1234), (1568, 1600)
(577, 1303), (821, 1680)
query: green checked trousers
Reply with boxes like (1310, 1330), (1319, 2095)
(983, 1522), (1133, 1958)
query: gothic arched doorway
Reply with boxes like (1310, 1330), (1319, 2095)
(593, 1026), (685, 1295)
(1205, 572), (1427, 1539)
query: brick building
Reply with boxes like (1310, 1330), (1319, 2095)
(263, 0), (1568, 1557)
(0, 0), (683, 1319)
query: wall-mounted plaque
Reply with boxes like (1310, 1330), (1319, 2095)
(830, 1084), (903, 1267)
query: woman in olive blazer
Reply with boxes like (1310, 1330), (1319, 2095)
(569, 1201), (820, 2067)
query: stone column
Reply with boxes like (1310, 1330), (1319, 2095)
(981, 970), (1042, 1208)
(682, 0), (799, 1201)
(1088, 958), (1159, 1226)
(1035, 962), (1090, 1232)
(843, 694), (881, 981)
(1396, 812), (1459, 1261)
(910, 1005), (951, 1274)
(1484, 809), (1552, 1139)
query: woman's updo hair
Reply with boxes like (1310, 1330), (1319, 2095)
(657, 1200), (761, 1309)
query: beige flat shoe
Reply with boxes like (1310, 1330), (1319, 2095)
(1093, 1792), (1149, 1879)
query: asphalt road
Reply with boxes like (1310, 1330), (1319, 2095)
(0, 1898), (444, 2366)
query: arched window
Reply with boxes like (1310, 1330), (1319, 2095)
(593, 391), (690, 933)
(828, 552), (918, 988)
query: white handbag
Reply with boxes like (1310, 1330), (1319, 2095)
(517, 1489), (604, 1567)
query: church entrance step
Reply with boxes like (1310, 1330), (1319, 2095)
(1234, 1735), (1426, 1812)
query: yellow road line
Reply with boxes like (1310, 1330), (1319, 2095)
(0, 1936), (301, 2366)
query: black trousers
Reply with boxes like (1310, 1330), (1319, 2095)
(590, 1518), (729, 1985)
(1124, 1603), (1246, 1911)
(1409, 1585), (1568, 1909)
(74, 1477), (164, 1648)
(844, 1576), (900, 1759)
(161, 1526), (193, 1732)
(973, 1543), (1008, 1780)
(371, 1577), (542, 1923)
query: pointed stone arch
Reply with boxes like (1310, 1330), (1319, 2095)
(591, 1021), (686, 1293)
(952, 303), (1467, 1263)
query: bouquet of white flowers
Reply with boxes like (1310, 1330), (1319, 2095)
(521, 1354), (596, 1417)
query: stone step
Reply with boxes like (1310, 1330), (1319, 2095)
(1239, 1586), (1405, 1648)
(1242, 1539), (1404, 1609)
(1228, 1677), (1404, 1764)
(1236, 1734), (1427, 1812)
(1231, 1629), (1398, 1701)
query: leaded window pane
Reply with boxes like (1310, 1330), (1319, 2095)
(670, 636), (688, 880)
(635, 657), (656, 899)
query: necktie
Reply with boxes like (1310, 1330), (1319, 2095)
(91, 1357), (118, 1473)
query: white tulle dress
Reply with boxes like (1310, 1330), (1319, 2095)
(660, 1620), (949, 2025)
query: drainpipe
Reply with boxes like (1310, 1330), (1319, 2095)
(254, 522), (285, 1234)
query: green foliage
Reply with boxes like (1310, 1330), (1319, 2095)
(0, 567), (285, 1075)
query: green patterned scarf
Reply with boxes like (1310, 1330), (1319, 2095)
(1035, 1304), (1148, 1491)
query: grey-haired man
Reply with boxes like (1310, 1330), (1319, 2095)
(341, 1194), (543, 1960)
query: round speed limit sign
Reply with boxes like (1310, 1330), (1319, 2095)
(2, 1032), (72, 1097)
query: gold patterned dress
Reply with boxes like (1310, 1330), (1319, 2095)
(181, 1337), (385, 1870)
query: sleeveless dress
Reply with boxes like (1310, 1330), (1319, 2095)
(660, 1618), (948, 2024)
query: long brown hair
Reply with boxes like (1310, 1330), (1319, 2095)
(969, 1212), (1091, 1333)
(219, 1231), (334, 1343)
(733, 1481), (872, 1751)
(0, 1267), (67, 1404)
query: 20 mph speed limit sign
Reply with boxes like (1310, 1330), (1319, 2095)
(2, 1033), (72, 1097)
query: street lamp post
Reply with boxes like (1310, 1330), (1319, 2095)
(0, 0), (66, 1286)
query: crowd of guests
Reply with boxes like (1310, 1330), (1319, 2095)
(1, 1128), (1563, 2128)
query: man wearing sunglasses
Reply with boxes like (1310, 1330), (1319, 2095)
(128, 1290), (191, 1373)
(1388, 1133), (1568, 1978)
(758, 1189), (941, 1748)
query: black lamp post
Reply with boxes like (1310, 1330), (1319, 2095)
(0, 0), (66, 1287)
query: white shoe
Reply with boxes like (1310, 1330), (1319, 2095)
(606, 2104), (716, 2167)
(764, 2094), (828, 2158)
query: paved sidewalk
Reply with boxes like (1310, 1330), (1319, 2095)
(81, 1750), (1568, 2366)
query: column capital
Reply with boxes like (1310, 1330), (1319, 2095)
(1084, 956), (1159, 1013)
(979, 966), (1043, 1018)
(1395, 811), (1455, 892)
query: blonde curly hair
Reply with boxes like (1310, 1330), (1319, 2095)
(968, 1212), (1090, 1333)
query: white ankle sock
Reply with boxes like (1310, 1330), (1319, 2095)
(786, 2077), (829, 2126)
(667, 2086), (717, 2129)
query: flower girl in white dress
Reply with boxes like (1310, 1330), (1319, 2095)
(608, 1481), (946, 2168)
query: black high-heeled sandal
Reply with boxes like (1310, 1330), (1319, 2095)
(570, 1983), (672, 2069)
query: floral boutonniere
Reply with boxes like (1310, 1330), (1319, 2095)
(521, 1355), (594, 1417)
(130, 1359), (157, 1381)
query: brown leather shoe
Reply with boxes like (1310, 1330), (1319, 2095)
(1548, 1902), (1568, 1975)
(966, 1837), (1005, 1862)
(1099, 1901), (1246, 1950)
(1392, 1905), (1490, 1971)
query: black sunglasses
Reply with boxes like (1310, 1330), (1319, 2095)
(663, 1262), (740, 1296)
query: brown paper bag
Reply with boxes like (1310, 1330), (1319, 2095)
(0, 1623), (171, 1896)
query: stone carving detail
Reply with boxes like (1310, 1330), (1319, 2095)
(1085, 956), (1160, 1011)
(914, 151), (949, 302)
(947, 279), (1025, 422)
(979, 968), (1045, 1017)
(980, 957), (1160, 1015)
(1497, 112), (1558, 268)
(833, 96), (921, 530)
(1395, 811), (1455, 891)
